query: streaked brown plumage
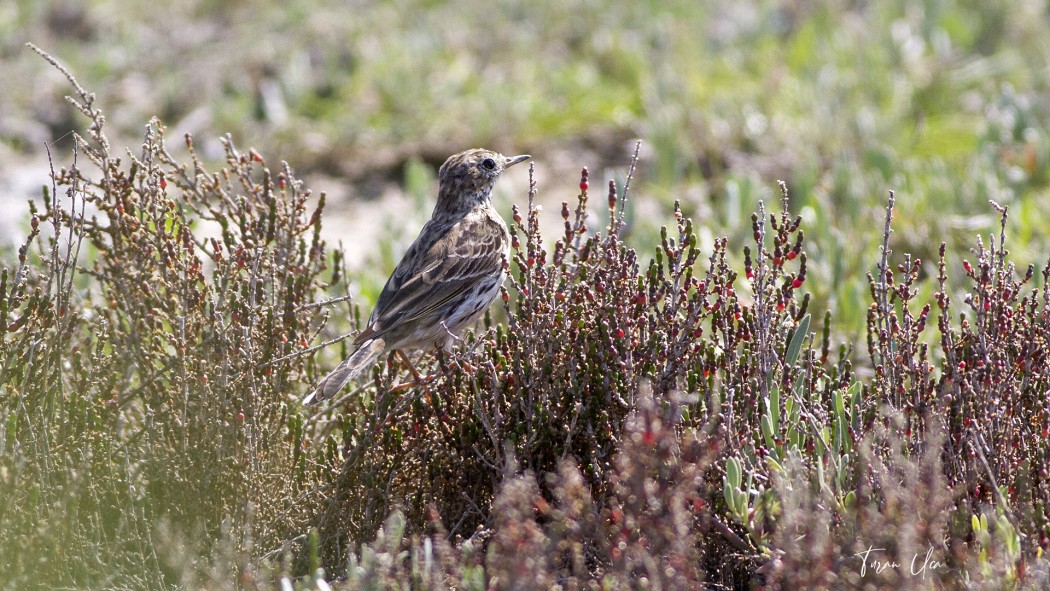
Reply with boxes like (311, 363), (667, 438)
(303, 149), (529, 404)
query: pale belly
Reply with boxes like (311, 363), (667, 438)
(436, 270), (505, 349)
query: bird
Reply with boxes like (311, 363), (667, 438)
(303, 149), (530, 405)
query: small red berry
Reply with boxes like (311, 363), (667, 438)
(579, 182), (588, 192)
(792, 277), (803, 289)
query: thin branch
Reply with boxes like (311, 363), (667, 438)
(296, 293), (355, 312)
(614, 139), (642, 234)
(258, 331), (357, 369)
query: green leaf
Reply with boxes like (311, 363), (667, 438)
(726, 456), (742, 488)
(765, 455), (783, 474)
(786, 313), (811, 366)
(384, 511), (406, 552)
(848, 381), (862, 434)
(723, 481), (735, 511)
(837, 453), (850, 490)
(769, 384), (781, 434)
(833, 389), (846, 453)
(761, 413), (775, 451)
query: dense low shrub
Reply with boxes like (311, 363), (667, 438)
(3, 47), (1049, 590)
(1, 48), (333, 589)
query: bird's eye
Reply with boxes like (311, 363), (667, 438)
(481, 158), (496, 171)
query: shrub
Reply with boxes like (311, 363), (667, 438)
(3, 46), (1049, 590)
(1, 47), (333, 590)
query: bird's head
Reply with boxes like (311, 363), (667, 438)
(435, 149), (530, 214)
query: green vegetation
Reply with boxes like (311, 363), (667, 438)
(2, 0), (1050, 588)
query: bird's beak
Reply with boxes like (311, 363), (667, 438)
(504, 154), (531, 168)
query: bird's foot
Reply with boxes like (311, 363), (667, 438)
(388, 373), (436, 394)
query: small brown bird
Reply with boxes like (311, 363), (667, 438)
(304, 149), (530, 404)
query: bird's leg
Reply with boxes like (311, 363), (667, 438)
(397, 349), (423, 382)
(382, 350), (405, 392)
(388, 350), (435, 394)
(385, 350), (401, 383)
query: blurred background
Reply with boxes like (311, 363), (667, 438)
(2, 0), (1049, 340)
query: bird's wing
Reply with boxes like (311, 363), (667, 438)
(353, 214), (506, 345)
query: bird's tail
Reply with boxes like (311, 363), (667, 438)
(303, 337), (386, 405)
